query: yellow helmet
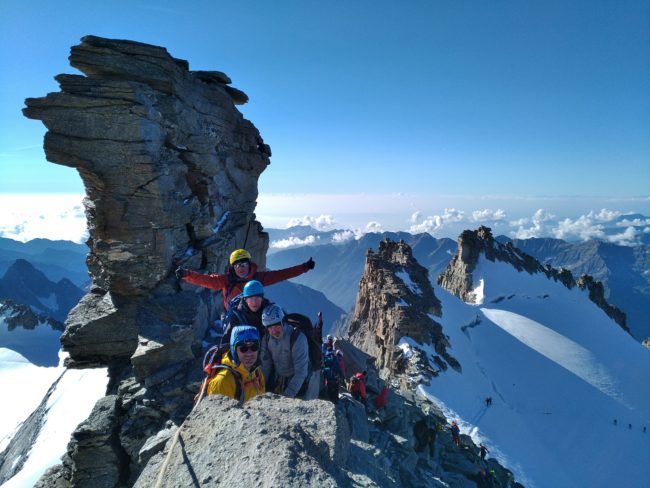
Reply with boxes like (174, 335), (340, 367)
(229, 249), (251, 265)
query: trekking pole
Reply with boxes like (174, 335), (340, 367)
(153, 378), (208, 488)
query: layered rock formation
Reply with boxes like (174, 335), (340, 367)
(22, 35), (271, 485)
(438, 226), (629, 332)
(348, 238), (459, 378)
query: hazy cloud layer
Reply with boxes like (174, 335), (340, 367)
(269, 235), (319, 249)
(2, 194), (648, 247)
(0, 194), (87, 243)
(286, 214), (337, 231)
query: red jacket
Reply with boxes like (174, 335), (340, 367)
(182, 261), (310, 308)
(374, 386), (388, 409)
(348, 372), (367, 399)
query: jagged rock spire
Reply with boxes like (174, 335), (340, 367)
(21, 36), (273, 486)
(438, 227), (629, 332)
(348, 238), (458, 376)
(23, 35), (271, 368)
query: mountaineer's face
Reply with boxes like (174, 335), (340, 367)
(233, 261), (250, 278)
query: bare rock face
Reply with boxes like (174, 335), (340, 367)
(23, 35), (271, 485)
(438, 226), (628, 332)
(347, 238), (458, 377)
(576, 275), (629, 332)
(133, 395), (351, 488)
(23, 34), (270, 368)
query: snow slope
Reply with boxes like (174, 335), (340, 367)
(0, 315), (108, 487)
(405, 257), (650, 488)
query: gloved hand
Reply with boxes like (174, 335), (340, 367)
(304, 257), (315, 270)
(175, 267), (189, 280)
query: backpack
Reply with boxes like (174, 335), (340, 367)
(201, 344), (244, 404)
(323, 351), (339, 381)
(285, 312), (323, 373)
(219, 294), (246, 347)
(348, 375), (359, 392)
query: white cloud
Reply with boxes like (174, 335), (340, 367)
(588, 208), (622, 222)
(552, 216), (605, 241)
(509, 209), (556, 239)
(442, 208), (465, 222)
(410, 215), (444, 234)
(269, 235), (319, 249)
(0, 194), (87, 243)
(286, 214), (337, 231)
(605, 226), (639, 246)
(332, 230), (357, 243)
(470, 208), (507, 222)
(364, 221), (383, 233)
(408, 208), (466, 235)
(409, 211), (421, 224)
(616, 217), (650, 227)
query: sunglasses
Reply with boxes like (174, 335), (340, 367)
(233, 261), (249, 269)
(237, 342), (259, 353)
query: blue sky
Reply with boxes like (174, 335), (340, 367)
(1, 1), (649, 240)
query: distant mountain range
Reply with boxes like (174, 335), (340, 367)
(267, 226), (650, 341)
(263, 280), (345, 336)
(0, 259), (85, 323)
(0, 237), (89, 289)
(267, 230), (457, 312)
(1, 232), (648, 341)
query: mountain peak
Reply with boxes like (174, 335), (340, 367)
(438, 227), (629, 332)
(348, 238), (458, 376)
(2, 259), (53, 296)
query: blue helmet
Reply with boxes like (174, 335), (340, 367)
(242, 280), (264, 298)
(230, 325), (260, 365)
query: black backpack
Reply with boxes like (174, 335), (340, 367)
(219, 294), (246, 347)
(285, 312), (323, 373)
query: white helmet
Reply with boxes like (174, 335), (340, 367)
(326, 334), (333, 341)
(262, 304), (285, 327)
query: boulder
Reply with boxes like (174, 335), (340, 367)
(134, 395), (350, 487)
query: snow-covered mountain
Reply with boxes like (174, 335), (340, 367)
(268, 226), (650, 343)
(349, 232), (650, 487)
(498, 236), (650, 342)
(0, 303), (107, 487)
(0, 259), (85, 323)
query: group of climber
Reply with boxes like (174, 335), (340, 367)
(177, 247), (389, 411)
(177, 248), (317, 403)
(320, 335), (378, 408)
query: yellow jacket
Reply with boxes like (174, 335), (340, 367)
(207, 351), (265, 402)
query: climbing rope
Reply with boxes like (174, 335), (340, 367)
(153, 378), (208, 488)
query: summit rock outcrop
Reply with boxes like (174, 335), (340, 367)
(21, 35), (271, 486)
(347, 238), (459, 378)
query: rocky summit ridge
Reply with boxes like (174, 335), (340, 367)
(343, 238), (522, 487)
(19, 35), (271, 486)
(347, 238), (459, 378)
(437, 226), (628, 333)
